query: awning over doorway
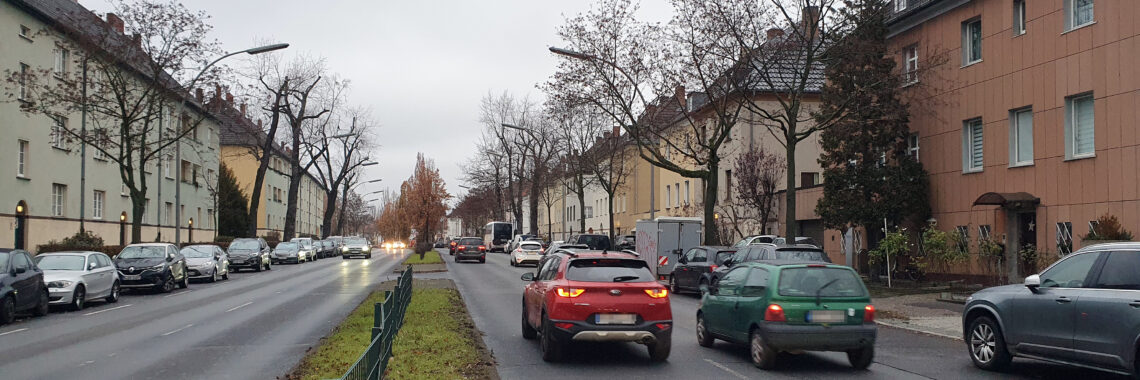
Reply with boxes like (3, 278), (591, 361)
(973, 192), (1040, 209)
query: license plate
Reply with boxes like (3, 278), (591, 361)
(595, 313), (637, 325)
(806, 310), (846, 323)
(123, 274), (141, 281)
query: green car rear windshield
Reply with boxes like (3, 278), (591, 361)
(777, 267), (866, 297)
(566, 259), (654, 282)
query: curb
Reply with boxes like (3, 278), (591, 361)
(876, 319), (962, 341)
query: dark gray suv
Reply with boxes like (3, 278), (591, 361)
(963, 242), (1140, 377)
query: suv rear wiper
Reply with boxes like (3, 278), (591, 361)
(612, 275), (640, 282)
(815, 278), (839, 306)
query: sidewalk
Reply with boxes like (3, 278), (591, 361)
(873, 292), (964, 341)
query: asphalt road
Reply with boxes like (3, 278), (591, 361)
(0, 249), (408, 380)
(443, 248), (1128, 380)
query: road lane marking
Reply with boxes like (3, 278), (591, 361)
(161, 324), (194, 336)
(0, 328), (28, 337)
(163, 290), (192, 298)
(226, 301), (253, 313)
(703, 359), (749, 379)
(83, 304), (132, 316)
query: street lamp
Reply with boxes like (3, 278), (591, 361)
(365, 179), (383, 184)
(548, 46), (597, 60)
(174, 42), (289, 245)
(328, 132), (359, 139)
(367, 190), (386, 196)
(361, 161), (379, 167)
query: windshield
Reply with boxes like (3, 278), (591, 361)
(576, 235), (611, 250)
(35, 255), (86, 270)
(118, 246), (166, 259)
(714, 251), (734, 265)
(566, 259), (654, 282)
(346, 238), (368, 245)
(773, 249), (829, 262)
(181, 246), (215, 258)
(733, 237), (756, 248)
(290, 238), (312, 248)
(460, 238), (483, 245)
(520, 243), (542, 251)
(275, 243), (299, 251)
(778, 267), (866, 297)
(493, 223), (511, 236)
(230, 239), (259, 250)
(0, 252), (7, 272)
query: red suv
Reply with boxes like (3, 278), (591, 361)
(520, 250), (672, 362)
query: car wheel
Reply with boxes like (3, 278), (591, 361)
(254, 260), (263, 272)
(454, 255), (460, 263)
(178, 271), (189, 289)
(221, 269), (229, 280)
(70, 285), (86, 311)
(510, 258), (516, 267)
(750, 328), (777, 369)
(266, 260), (272, 271)
(648, 333), (671, 362)
(696, 313), (714, 347)
(967, 316), (1011, 370)
(480, 258), (486, 263)
(0, 296), (14, 325)
(847, 345), (874, 369)
(521, 302), (537, 340)
(106, 281), (120, 303)
(540, 313), (563, 362)
(34, 290), (49, 316)
(366, 254), (372, 259)
(699, 278), (709, 294)
(668, 276), (679, 294)
(160, 274), (175, 293)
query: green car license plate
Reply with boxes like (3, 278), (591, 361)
(596, 313), (637, 325)
(806, 310), (845, 323)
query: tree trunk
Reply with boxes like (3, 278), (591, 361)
(130, 193), (145, 243)
(545, 203), (552, 240)
(529, 173), (540, 236)
(703, 166), (720, 245)
(283, 138), (302, 240)
(320, 189), (338, 238)
(607, 194), (616, 242)
(246, 156), (271, 238)
(577, 183), (586, 232)
(335, 182), (350, 235)
(784, 140), (798, 239)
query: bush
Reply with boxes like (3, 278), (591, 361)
(869, 230), (909, 266)
(214, 235), (235, 243)
(37, 230), (106, 254)
(1083, 213), (1134, 241)
(923, 227), (968, 266)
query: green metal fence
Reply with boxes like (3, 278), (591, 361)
(338, 265), (414, 380)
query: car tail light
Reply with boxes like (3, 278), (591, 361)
(709, 265), (717, 272)
(554, 322), (574, 330)
(458, 246), (466, 251)
(655, 323), (671, 330)
(644, 289), (669, 298)
(555, 287), (585, 298)
(864, 305), (875, 322)
(764, 304), (786, 322)
(478, 245), (487, 252)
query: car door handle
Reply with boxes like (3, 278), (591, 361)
(1055, 297), (1073, 303)
(1129, 301), (1140, 308)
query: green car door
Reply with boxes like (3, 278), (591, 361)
(704, 266), (749, 338)
(730, 267), (770, 341)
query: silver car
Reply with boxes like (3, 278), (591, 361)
(290, 238), (315, 263)
(34, 251), (120, 310)
(180, 245), (229, 282)
(273, 242), (304, 264)
(964, 242), (1140, 377)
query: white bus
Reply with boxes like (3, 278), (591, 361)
(483, 222), (514, 252)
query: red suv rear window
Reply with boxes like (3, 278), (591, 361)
(566, 259), (654, 282)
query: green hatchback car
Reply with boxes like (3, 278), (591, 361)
(697, 261), (877, 369)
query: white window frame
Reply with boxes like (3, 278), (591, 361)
(665, 185), (672, 209)
(684, 181), (691, 205)
(93, 190), (105, 220)
(1013, 0), (1027, 36)
(1065, 93), (1095, 159)
(1064, 0), (1094, 32)
(53, 47), (69, 78)
(907, 133), (920, 162)
(51, 116), (68, 150)
(18, 63), (30, 100)
(903, 44), (919, 84)
(52, 183), (66, 217)
(895, 0), (907, 12)
(962, 118), (984, 173)
(961, 18), (982, 66)
(17, 140), (28, 178)
(19, 25), (32, 40)
(1009, 107), (1034, 167)
(164, 202), (173, 226)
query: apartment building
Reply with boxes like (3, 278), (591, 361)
(1, 0), (220, 251)
(889, 0), (1137, 279)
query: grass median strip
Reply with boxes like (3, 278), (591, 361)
(402, 250), (443, 265)
(287, 290), (389, 380)
(386, 287), (494, 379)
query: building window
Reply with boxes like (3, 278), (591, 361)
(1065, 0), (1094, 31)
(907, 134), (920, 161)
(684, 181), (691, 204)
(121, 184), (128, 196)
(955, 225), (970, 252)
(801, 172), (820, 187)
(1010, 108), (1034, 166)
(181, 160), (192, 183)
(93, 146), (108, 161)
(17, 140), (28, 177)
(192, 164), (201, 186)
(51, 116), (68, 150)
(164, 155), (172, 178)
(1066, 93), (1095, 159)
(979, 225), (992, 240)
(903, 44), (918, 84)
(962, 119), (984, 172)
(674, 182), (680, 207)
(1013, 0), (1027, 36)
(895, 0), (907, 12)
(665, 185), (672, 209)
(53, 48), (69, 78)
(93, 190), (105, 219)
(1056, 221), (1074, 256)
(18, 63), (30, 100)
(52, 183), (66, 217)
(19, 24), (32, 40)
(725, 170), (733, 200)
(961, 18), (982, 65)
(164, 202), (173, 226)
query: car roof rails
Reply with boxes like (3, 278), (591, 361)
(620, 249), (640, 257)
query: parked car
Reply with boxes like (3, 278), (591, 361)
(341, 237), (373, 259)
(448, 239), (459, 255)
(0, 248), (49, 324)
(180, 245), (229, 282)
(507, 234), (537, 254)
(773, 236), (818, 247)
(510, 241), (545, 267)
(290, 238), (316, 262)
(616, 235), (636, 250)
(705, 244), (831, 289)
(732, 235), (778, 248)
(321, 240), (336, 258)
(963, 243), (1140, 377)
(114, 243), (188, 293)
(36, 251), (119, 310)
(227, 238), (271, 272)
(434, 240), (447, 248)
(454, 237), (487, 263)
(564, 234), (612, 251)
(273, 242), (304, 264)
(670, 246), (735, 294)
(698, 261), (876, 369)
(327, 236), (345, 251)
(520, 249), (672, 362)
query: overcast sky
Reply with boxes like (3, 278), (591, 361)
(82, 0), (672, 205)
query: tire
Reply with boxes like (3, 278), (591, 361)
(749, 328), (777, 369)
(454, 255), (460, 263)
(480, 258), (486, 263)
(254, 260), (263, 272)
(33, 290), (49, 316)
(699, 278), (709, 294)
(159, 274), (175, 293)
(209, 267), (218, 283)
(0, 296), (14, 325)
(669, 276), (679, 294)
(521, 302), (537, 340)
(967, 316), (1012, 370)
(178, 270), (189, 289)
(221, 269), (229, 280)
(265, 260), (272, 271)
(510, 258), (516, 267)
(106, 281), (120, 303)
(540, 313), (563, 362)
(70, 285), (86, 311)
(847, 345), (874, 369)
(366, 254), (372, 259)
(696, 313), (715, 347)
(648, 333), (671, 362)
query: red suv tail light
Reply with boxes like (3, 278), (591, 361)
(555, 287), (585, 298)
(644, 289), (669, 298)
(554, 322), (575, 330)
(709, 265), (717, 272)
(764, 304), (786, 322)
(864, 305), (875, 322)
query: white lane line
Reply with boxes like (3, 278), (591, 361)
(163, 290), (193, 298)
(225, 301), (253, 313)
(703, 359), (749, 380)
(160, 324), (194, 336)
(83, 304), (132, 316)
(0, 328), (29, 337)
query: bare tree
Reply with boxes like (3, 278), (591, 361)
(733, 144), (785, 235)
(311, 108), (376, 237)
(584, 119), (635, 242)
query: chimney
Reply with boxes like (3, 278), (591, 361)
(766, 28), (785, 40)
(257, 119), (263, 128)
(801, 6), (820, 34)
(105, 13), (124, 34)
(195, 88), (204, 102)
(674, 85), (686, 108)
(214, 84), (222, 100)
(240, 103), (247, 116)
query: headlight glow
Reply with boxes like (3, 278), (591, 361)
(149, 264), (165, 270)
(342, 247), (349, 252)
(47, 280), (74, 288)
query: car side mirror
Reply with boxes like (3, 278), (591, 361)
(14, 267), (27, 274)
(521, 272), (536, 281)
(89, 262), (98, 270)
(1024, 274), (1041, 291)
(678, 256), (688, 264)
(166, 254), (175, 262)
